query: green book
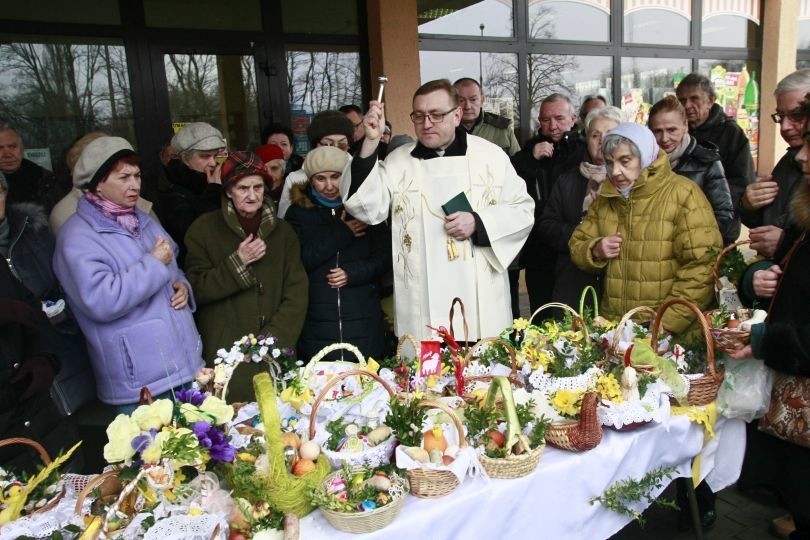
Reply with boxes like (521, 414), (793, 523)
(441, 192), (474, 215)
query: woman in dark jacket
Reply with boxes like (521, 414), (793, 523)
(284, 146), (391, 361)
(536, 106), (623, 315)
(730, 100), (810, 539)
(649, 95), (739, 245)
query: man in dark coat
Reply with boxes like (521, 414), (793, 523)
(739, 69), (810, 258)
(511, 93), (585, 312)
(0, 122), (67, 213)
(676, 73), (755, 212)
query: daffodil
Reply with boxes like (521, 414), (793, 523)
(512, 317), (530, 332)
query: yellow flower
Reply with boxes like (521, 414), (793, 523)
(237, 452), (256, 462)
(200, 396), (234, 424)
(426, 374), (439, 388)
(140, 440), (163, 464)
(364, 357), (380, 374)
(596, 374), (623, 404)
(188, 504), (203, 516)
(103, 414), (141, 463)
(280, 385), (314, 410)
(513, 317), (529, 331)
(551, 389), (583, 418)
(131, 400), (174, 431)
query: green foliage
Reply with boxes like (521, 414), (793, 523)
(386, 396), (426, 448)
(324, 419), (345, 451)
(309, 463), (396, 513)
(589, 466), (678, 527)
(710, 245), (746, 288)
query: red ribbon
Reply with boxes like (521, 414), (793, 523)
(426, 325), (465, 396)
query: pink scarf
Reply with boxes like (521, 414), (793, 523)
(85, 191), (140, 237)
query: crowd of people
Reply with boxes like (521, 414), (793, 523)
(0, 67), (809, 538)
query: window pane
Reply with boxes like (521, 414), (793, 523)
(624, 5), (690, 46)
(2, 0), (119, 25)
(418, 1), (513, 38)
(702, 16), (760, 48)
(620, 58), (690, 124)
(0, 38), (134, 173)
(527, 55), (612, 132)
(420, 51), (520, 128)
(697, 59), (761, 168)
(282, 0), (359, 35)
(529, 0), (609, 42)
(286, 48), (362, 154)
(164, 54), (259, 152)
(144, 0), (260, 31)
(799, 19), (810, 50)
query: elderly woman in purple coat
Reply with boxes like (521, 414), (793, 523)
(53, 136), (203, 411)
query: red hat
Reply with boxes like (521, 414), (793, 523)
(255, 144), (285, 163)
(221, 151), (272, 190)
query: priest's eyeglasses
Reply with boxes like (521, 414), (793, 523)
(410, 107), (458, 124)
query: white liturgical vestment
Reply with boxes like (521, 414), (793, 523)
(341, 134), (534, 341)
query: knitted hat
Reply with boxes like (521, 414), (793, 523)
(302, 146), (349, 179)
(221, 151), (272, 190)
(171, 122), (226, 153)
(255, 144), (285, 163)
(73, 136), (137, 191)
(307, 111), (354, 146)
(603, 122), (660, 169)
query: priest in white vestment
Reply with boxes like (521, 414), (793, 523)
(340, 79), (534, 341)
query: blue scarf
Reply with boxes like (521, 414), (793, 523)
(308, 185), (343, 208)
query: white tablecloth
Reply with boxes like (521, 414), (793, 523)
(300, 416), (745, 540)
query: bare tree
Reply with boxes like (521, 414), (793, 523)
(286, 50), (361, 113)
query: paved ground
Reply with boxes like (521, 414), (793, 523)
(610, 483), (784, 540)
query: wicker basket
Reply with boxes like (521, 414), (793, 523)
(650, 298), (724, 406)
(604, 305), (658, 367)
(707, 240), (752, 354)
(0, 437), (66, 516)
(308, 369), (397, 469)
(226, 373), (331, 517)
(544, 392), (603, 452)
(318, 470), (408, 533)
(479, 444), (544, 479)
(404, 400), (468, 499)
(461, 337), (525, 401)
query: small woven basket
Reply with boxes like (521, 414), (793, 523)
(544, 392), (603, 452)
(707, 240), (752, 354)
(405, 400), (468, 499)
(650, 298), (724, 406)
(479, 444), (544, 479)
(0, 437), (66, 516)
(318, 470), (408, 533)
(529, 302), (591, 344)
(308, 369), (397, 469)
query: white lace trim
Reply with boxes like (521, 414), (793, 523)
(597, 382), (672, 429)
(528, 366), (602, 392)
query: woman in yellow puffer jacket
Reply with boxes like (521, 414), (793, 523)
(569, 122), (722, 334)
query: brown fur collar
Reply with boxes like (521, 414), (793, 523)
(289, 180), (315, 209)
(790, 176), (810, 232)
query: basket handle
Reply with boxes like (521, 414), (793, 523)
(302, 342), (367, 382)
(308, 369), (395, 440)
(649, 298), (716, 378)
(608, 306), (658, 360)
(448, 297), (469, 346)
(416, 400), (469, 449)
(0, 437), (51, 465)
(396, 334), (419, 361)
(528, 302), (591, 344)
(579, 286), (600, 319)
(74, 470), (121, 515)
(712, 239), (751, 289)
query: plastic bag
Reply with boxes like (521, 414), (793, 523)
(717, 357), (774, 422)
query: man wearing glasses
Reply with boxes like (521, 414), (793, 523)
(276, 110), (355, 218)
(738, 69), (810, 258)
(341, 79), (533, 342)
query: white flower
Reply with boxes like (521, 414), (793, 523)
(266, 336), (276, 345)
(216, 348), (228, 358)
(259, 346), (268, 357)
(271, 348), (281, 359)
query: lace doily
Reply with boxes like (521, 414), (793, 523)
(320, 435), (397, 469)
(597, 382), (672, 429)
(142, 512), (228, 540)
(0, 492), (79, 539)
(528, 366), (602, 393)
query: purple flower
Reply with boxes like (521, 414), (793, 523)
(132, 433), (152, 453)
(176, 388), (207, 406)
(192, 421), (235, 463)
